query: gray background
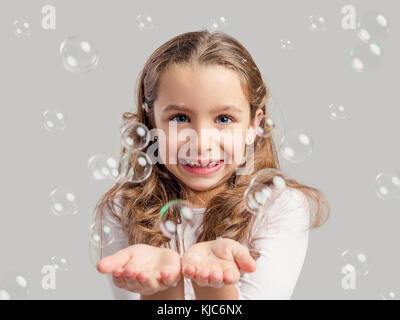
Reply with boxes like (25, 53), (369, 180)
(0, 0), (399, 299)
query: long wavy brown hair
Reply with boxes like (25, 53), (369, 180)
(93, 29), (330, 261)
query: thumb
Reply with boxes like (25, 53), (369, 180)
(232, 243), (256, 273)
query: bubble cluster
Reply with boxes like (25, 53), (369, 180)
(43, 109), (67, 132)
(159, 200), (194, 239)
(207, 16), (229, 32)
(328, 104), (346, 120)
(243, 168), (288, 216)
(89, 220), (115, 248)
(308, 14), (327, 32)
(137, 13), (154, 31)
(14, 20), (31, 37)
(378, 291), (397, 300)
(350, 42), (382, 72)
(88, 154), (120, 181)
(280, 130), (313, 163)
(121, 121), (150, 151)
(280, 39), (293, 51)
(60, 36), (99, 74)
(375, 171), (400, 200)
(357, 11), (389, 43)
(49, 186), (79, 216)
(0, 273), (29, 300)
(340, 249), (369, 289)
(51, 256), (68, 271)
(116, 151), (153, 184)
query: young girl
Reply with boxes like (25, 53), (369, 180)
(94, 30), (329, 300)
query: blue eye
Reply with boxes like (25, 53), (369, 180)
(217, 115), (233, 124)
(170, 114), (188, 123)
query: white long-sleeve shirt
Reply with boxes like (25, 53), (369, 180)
(100, 186), (310, 300)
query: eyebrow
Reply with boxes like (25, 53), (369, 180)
(163, 104), (243, 114)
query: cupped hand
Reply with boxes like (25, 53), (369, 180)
(97, 244), (182, 295)
(181, 238), (256, 288)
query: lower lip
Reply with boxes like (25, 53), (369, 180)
(180, 161), (224, 175)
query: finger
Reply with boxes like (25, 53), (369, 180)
(209, 269), (224, 288)
(97, 248), (132, 274)
(232, 244), (256, 273)
(137, 270), (158, 291)
(222, 267), (240, 284)
(182, 264), (196, 279)
(195, 268), (210, 287)
(112, 273), (127, 289)
(159, 268), (178, 286)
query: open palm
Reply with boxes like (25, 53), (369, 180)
(181, 238), (256, 288)
(97, 244), (182, 295)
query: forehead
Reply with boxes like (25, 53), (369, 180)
(155, 64), (249, 112)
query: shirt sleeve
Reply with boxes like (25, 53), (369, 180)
(100, 199), (141, 300)
(235, 187), (311, 300)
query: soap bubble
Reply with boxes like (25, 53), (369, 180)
(341, 249), (369, 278)
(375, 171), (400, 200)
(88, 154), (120, 181)
(308, 14), (327, 32)
(89, 220), (115, 248)
(43, 109), (67, 132)
(243, 168), (288, 215)
(51, 256), (68, 271)
(121, 121), (150, 151)
(0, 272), (29, 300)
(159, 200), (194, 239)
(14, 20), (31, 37)
(378, 291), (397, 300)
(49, 186), (79, 216)
(350, 42), (382, 72)
(60, 36), (99, 74)
(207, 16), (229, 32)
(137, 13), (154, 31)
(280, 130), (313, 163)
(357, 11), (389, 43)
(280, 39), (293, 51)
(328, 104), (346, 120)
(256, 95), (286, 149)
(115, 151), (153, 184)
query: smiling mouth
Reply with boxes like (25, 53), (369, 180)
(178, 158), (224, 168)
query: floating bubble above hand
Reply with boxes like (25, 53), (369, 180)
(328, 104), (346, 120)
(116, 150), (153, 184)
(49, 186), (79, 216)
(89, 220), (115, 248)
(357, 11), (389, 43)
(243, 168), (288, 215)
(121, 121), (150, 151)
(280, 130), (313, 163)
(14, 20), (31, 37)
(43, 109), (67, 132)
(60, 36), (99, 74)
(0, 273), (29, 300)
(308, 14), (327, 32)
(50, 256), (68, 272)
(375, 171), (400, 200)
(350, 42), (382, 72)
(159, 200), (194, 239)
(88, 154), (120, 181)
(136, 13), (154, 31)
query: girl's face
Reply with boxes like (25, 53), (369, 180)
(153, 64), (263, 192)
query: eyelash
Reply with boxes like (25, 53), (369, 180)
(169, 114), (234, 124)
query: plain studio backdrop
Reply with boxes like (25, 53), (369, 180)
(0, 0), (399, 299)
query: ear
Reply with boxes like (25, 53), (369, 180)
(246, 108), (264, 145)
